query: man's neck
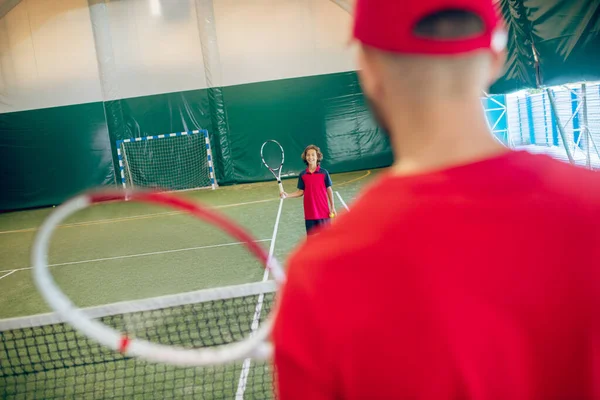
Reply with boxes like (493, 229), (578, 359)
(387, 99), (508, 176)
(308, 164), (318, 172)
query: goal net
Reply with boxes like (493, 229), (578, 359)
(117, 130), (216, 192)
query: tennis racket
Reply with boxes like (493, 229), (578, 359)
(260, 140), (285, 197)
(32, 189), (285, 367)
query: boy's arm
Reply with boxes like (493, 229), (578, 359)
(325, 172), (336, 216)
(281, 174), (305, 199)
(283, 189), (304, 199)
(326, 187), (336, 216)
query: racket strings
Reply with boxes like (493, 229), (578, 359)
(261, 141), (284, 172)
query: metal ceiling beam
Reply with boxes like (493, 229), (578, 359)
(0, 0), (22, 20)
(329, 0), (352, 14)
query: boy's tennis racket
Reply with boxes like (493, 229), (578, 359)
(32, 189), (285, 367)
(260, 140), (285, 197)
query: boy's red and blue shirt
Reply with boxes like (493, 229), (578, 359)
(297, 166), (332, 220)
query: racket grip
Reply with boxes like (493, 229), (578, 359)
(278, 182), (286, 198)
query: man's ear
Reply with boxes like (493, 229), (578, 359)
(488, 28), (508, 86)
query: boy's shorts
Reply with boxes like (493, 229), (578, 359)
(305, 218), (330, 235)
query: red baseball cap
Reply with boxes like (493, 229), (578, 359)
(353, 0), (507, 55)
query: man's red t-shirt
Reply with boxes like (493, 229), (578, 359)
(273, 151), (600, 400)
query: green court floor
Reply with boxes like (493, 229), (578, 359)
(0, 169), (379, 320)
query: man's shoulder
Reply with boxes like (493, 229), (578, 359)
(525, 153), (600, 203)
(318, 167), (330, 175)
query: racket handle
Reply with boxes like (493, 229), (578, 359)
(278, 182), (286, 198)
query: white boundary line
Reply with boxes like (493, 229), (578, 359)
(336, 191), (351, 212)
(0, 270), (16, 281)
(0, 170), (373, 236)
(235, 198), (284, 399)
(0, 199), (277, 235)
(0, 240), (271, 275)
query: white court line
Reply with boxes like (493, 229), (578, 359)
(235, 198), (284, 399)
(0, 270), (16, 281)
(0, 199), (278, 235)
(0, 171), (373, 236)
(0, 240), (271, 275)
(336, 191), (351, 212)
(0, 171), (372, 236)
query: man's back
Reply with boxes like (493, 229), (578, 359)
(274, 151), (600, 399)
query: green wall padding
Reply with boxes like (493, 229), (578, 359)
(104, 71), (391, 187)
(207, 87), (235, 185)
(0, 102), (114, 211)
(104, 90), (216, 184)
(222, 72), (392, 183)
(0, 71), (389, 211)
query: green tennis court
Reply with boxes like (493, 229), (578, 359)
(0, 170), (375, 319)
(0, 170), (377, 399)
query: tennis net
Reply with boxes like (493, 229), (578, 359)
(0, 281), (277, 399)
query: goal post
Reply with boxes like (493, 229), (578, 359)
(116, 130), (217, 192)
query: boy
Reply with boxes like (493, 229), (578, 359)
(282, 145), (336, 235)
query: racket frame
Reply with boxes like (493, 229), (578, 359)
(32, 190), (285, 367)
(260, 140), (286, 196)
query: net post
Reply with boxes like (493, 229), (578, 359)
(202, 129), (217, 190)
(115, 140), (127, 191)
